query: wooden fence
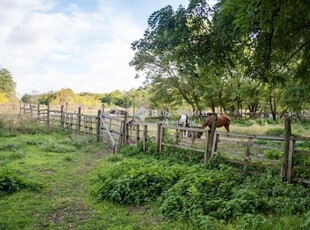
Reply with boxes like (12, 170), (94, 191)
(18, 103), (310, 184)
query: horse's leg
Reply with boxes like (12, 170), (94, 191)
(224, 124), (229, 132)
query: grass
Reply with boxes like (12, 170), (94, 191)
(0, 119), (309, 229)
(0, 132), (195, 229)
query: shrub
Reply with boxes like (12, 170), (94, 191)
(0, 172), (27, 196)
(0, 168), (43, 197)
(93, 158), (190, 205)
(263, 149), (283, 160)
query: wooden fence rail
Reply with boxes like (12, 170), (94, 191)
(18, 103), (310, 184)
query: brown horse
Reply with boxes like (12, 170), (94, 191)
(197, 114), (231, 138)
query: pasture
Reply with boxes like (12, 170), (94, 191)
(0, 131), (193, 229)
(0, 121), (310, 229)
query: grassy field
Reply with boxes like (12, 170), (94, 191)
(0, 132), (194, 229)
(1, 119), (310, 229)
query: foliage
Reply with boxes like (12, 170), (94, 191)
(0, 168), (41, 196)
(128, 0), (310, 115)
(0, 169), (27, 196)
(0, 92), (9, 104)
(263, 149), (283, 160)
(93, 142), (310, 229)
(0, 68), (17, 101)
(93, 158), (190, 205)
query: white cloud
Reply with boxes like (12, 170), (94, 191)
(0, 0), (144, 96)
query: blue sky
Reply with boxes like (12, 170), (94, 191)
(0, 0), (189, 96)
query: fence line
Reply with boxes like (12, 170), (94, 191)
(19, 103), (310, 184)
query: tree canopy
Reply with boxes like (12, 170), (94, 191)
(0, 68), (17, 103)
(130, 0), (310, 118)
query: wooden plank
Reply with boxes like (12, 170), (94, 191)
(295, 150), (310, 156)
(216, 131), (286, 140)
(162, 143), (205, 153)
(292, 178), (310, 184)
(162, 125), (206, 133)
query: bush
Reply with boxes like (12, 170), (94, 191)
(263, 149), (283, 160)
(0, 172), (27, 196)
(93, 158), (189, 205)
(0, 169), (41, 196)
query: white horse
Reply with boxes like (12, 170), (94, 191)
(178, 114), (190, 137)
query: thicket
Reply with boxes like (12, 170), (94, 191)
(93, 146), (310, 229)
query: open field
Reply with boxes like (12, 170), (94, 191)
(0, 122), (309, 229)
(0, 132), (193, 229)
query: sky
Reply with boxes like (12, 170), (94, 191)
(0, 0), (189, 97)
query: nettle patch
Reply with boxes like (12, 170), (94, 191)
(93, 157), (310, 229)
(0, 168), (42, 196)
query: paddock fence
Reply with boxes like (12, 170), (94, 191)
(16, 103), (310, 184)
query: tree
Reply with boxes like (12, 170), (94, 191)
(130, 3), (216, 111)
(215, 0), (310, 82)
(0, 92), (8, 104)
(38, 92), (57, 105)
(0, 68), (17, 101)
(50, 88), (75, 105)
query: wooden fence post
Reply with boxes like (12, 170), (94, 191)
(37, 104), (40, 120)
(125, 122), (129, 145)
(287, 139), (295, 183)
(281, 116), (291, 180)
(205, 114), (217, 165)
(97, 110), (101, 141)
(204, 130), (210, 166)
(244, 136), (253, 170)
(47, 104), (50, 127)
(136, 124), (140, 147)
(77, 107), (81, 133)
(122, 112), (128, 146)
(60, 105), (64, 127)
(30, 104), (32, 116)
(143, 124), (148, 153)
(119, 121), (125, 147)
(157, 123), (163, 153)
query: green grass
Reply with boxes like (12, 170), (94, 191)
(0, 120), (309, 229)
(0, 132), (195, 229)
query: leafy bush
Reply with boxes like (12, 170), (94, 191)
(93, 158), (196, 205)
(0, 169), (42, 196)
(0, 173), (26, 196)
(159, 164), (242, 222)
(263, 149), (283, 160)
